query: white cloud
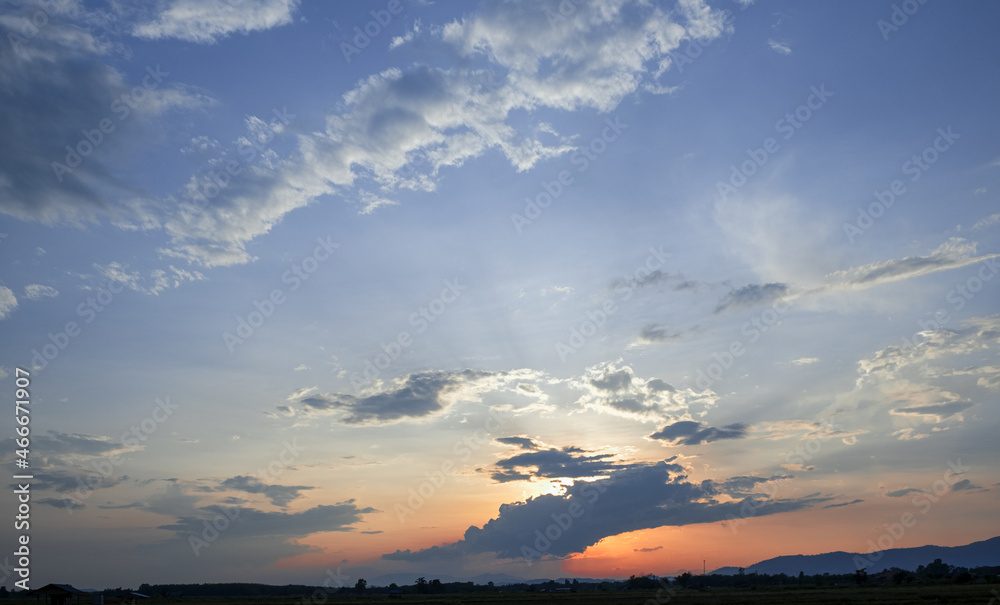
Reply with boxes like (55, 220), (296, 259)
(389, 19), (421, 50)
(791, 357), (819, 366)
(133, 0), (300, 44)
(767, 38), (791, 54)
(0, 3), (211, 228)
(571, 360), (716, 423)
(0, 287), (17, 319)
(5, 0), (736, 268)
(847, 316), (999, 440)
(92, 262), (205, 296)
(972, 213), (1000, 230)
(856, 316), (1000, 386)
(181, 135), (221, 155)
(150, 0), (735, 266)
(821, 238), (998, 293)
(357, 191), (399, 215)
(24, 284), (59, 300)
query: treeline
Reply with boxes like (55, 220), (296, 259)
(672, 560), (1000, 590)
(131, 583), (329, 597)
(40, 560), (996, 599)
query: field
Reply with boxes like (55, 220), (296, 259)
(12, 585), (999, 605)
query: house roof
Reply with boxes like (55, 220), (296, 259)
(30, 584), (90, 596)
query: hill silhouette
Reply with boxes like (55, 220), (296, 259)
(712, 536), (1000, 576)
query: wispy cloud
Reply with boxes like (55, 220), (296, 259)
(0, 287), (17, 319)
(768, 39), (792, 54)
(715, 283), (788, 313)
(823, 498), (863, 509)
(133, 0), (300, 44)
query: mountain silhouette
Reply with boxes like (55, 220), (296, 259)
(711, 536), (1000, 576)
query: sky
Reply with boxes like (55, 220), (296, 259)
(1, 0), (999, 591)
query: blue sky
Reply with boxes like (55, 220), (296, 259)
(1, 0), (999, 589)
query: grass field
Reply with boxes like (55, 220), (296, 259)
(11, 584), (998, 604)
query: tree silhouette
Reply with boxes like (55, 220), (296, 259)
(354, 578), (367, 593)
(921, 558), (952, 579)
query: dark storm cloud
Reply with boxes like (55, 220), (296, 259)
(219, 475), (314, 508)
(709, 475), (789, 498)
(950, 479), (983, 492)
(383, 461), (830, 562)
(288, 369), (495, 425)
(38, 497), (84, 510)
(714, 283), (788, 313)
(158, 500), (374, 539)
(0, 430), (123, 460)
(886, 488), (924, 498)
(488, 445), (628, 483)
(648, 420), (748, 445)
(26, 469), (128, 493)
(495, 437), (539, 450)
